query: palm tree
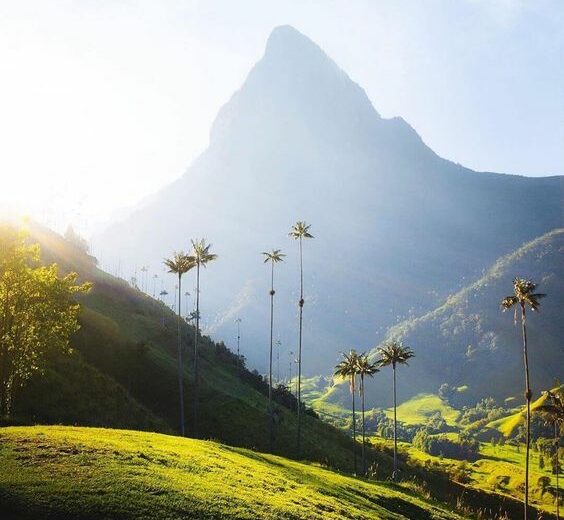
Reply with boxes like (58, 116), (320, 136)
(262, 249), (285, 451)
(377, 340), (415, 480)
(502, 277), (545, 518)
(159, 289), (169, 326)
(335, 350), (360, 475)
(534, 388), (563, 519)
(190, 238), (217, 437)
(289, 221), (314, 455)
(152, 274), (159, 297)
(356, 353), (379, 476)
(235, 317), (242, 366)
(163, 252), (195, 436)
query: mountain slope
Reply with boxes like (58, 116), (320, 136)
(95, 25), (562, 386)
(347, 228), (564, 407)
(0, 426), (469, 520)
(12, 221), (374, 472)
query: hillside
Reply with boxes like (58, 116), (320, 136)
(94, 25), (562, 385)
(8, 221), (377, 473)
(319, 229), (563, 408)
(0, 426), (471, 520)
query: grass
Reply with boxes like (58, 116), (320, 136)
(382, 436), (560, 517)
(384, 394), (460, 427)
(0, 425), (468, 520)
(487, 392), (548, 437)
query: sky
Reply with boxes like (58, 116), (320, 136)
(1, 0), (562, 235)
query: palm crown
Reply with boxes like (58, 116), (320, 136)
(334, 350), (360, 392)
(262, 249), (286, 264)
(501, 278), (545, 312)
(163, 252), (195, 276)
(288, 221), (314, 240)
(356, 354), (379, 379)
(191, 239), (218, 267)
(377, 340), (415, 368)
(535, 388), (564, 426)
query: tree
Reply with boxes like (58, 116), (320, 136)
(502, 277), (545, 519)
(190, 238), (217, 437)
(356, 353), (379, 475)
(262, 249), (285, 452)
(0, 226), (90, 416)
(163, 251), (195, 436)
(377, 340), (415, 480)
(335, 350), (360, 475)
(534, 387), (563, 520)
(288, 221), (313, 455)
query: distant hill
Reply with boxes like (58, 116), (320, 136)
(94, 25), (563, 391)
(344, 228), (564, 407)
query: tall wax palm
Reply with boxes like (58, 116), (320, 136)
(377, 340), (415, 480)
(534, 387), (563, 520)
(356, 353), (379, 476)
(502, 277), (545, 519)
(335, 350), (360, 475)
(163, 252), (195, 436)
(289, 221), (314, 454)
(190, 238), (217, 437)
(262, 249), (285, 451)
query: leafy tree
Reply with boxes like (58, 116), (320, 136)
(356, 353), (379, 475)
(190, 238), (217, 437)
(288, 221), (313, 455)
(534, 387), (563, 519)
(262, 249), (285, 452)
(377, 340), (415, 480)
(164, 251), (195, 436)
(502, 277), (545, 519)
(0, 226), (90, 416)
(335, 350), (360, 474)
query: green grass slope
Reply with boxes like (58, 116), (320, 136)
(9, 222), (376, 473)
(0, 426), (468, 520)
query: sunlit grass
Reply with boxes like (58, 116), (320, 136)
(0, 426), (467, 520)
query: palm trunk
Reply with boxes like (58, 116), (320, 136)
(555, 421), (560, 520)
(393, 363), (398, 481)
(296, 236), (304, 456)
(361, 374), (366, 476)
(352, 376), (357, 475)
(268, 261), (275, 452)
(521, 303), (531, 520)
(193, 261), (200, 438)
(177, 273), (185, 436)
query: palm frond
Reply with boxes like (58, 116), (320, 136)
(377, 340), (415, 368)
(191, 238), (218, 267)
(289, 221), (314, 240)
(262, 249), (286, 263)
(163, 251), (195, 275)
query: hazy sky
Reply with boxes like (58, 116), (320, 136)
(1, 0), (562, 234)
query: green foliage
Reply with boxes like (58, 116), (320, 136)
(412, 430), (480, 462)
(0, 225), (90, 416)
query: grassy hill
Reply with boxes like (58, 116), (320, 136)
(0, 425), (468, 520)
(6, 221), (384, 474)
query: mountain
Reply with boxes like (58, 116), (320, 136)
(321, 228), (564, 408)
(95, 26), (562, 390)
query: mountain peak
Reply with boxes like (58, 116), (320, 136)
(265, 25), (322, 56)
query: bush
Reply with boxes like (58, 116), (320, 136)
(413, 430), (480, 461)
